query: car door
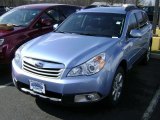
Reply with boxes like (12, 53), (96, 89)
(124, 13), (141, 67)
(135, 11), (152, 56)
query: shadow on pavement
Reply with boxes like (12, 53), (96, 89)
(35, 59), (160, 120)
(0, 64), (11, 75)
(36, 98), (114, 120)
(0, 64), (12, 85)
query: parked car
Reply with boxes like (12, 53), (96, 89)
(0, 4), (81, 64)
(140, 6), (160, 23)
(84, 4), (108, 9)
(0, 6), (6, 16)
(12, 6), (152, 106)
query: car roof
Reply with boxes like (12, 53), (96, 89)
(79, 6), (137, 14)
(16, 4), (74, 10)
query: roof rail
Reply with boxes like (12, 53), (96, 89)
(125, 6), (138, 11)
(112, 4), (138, 11)
(84, 5), (109, 9)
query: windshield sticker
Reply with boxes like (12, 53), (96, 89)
(112, 36), (118, 38)
(116, 21), (121, 25)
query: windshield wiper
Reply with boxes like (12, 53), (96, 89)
(77, 33), (99, 36)
(55, 31), (110, 37)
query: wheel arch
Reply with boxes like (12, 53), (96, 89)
(119, 59), (128, 75)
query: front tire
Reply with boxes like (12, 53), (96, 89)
(107, 67), (125, 107)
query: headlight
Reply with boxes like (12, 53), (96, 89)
(68, 53), (106, 77)
(14, 43), (26, 63)
(14, 49), (21, 63)
(0, 38), (4, 45)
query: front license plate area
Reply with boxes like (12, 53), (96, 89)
(30, 80), (45, 94)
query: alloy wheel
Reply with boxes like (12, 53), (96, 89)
(112, 73), (123, 101)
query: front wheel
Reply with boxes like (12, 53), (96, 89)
(107, 67), (125, 107)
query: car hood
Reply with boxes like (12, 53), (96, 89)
(0, 30), (11, 36)
(22, 33), (119, 68)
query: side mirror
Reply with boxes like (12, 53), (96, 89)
(40, 18), (54, 26)
(130, 29), (143, 38)
(53, 24), (59, 30)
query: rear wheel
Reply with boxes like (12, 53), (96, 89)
(108, 67), (125, 107)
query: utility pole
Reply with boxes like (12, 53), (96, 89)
(153, 0), (159, 34)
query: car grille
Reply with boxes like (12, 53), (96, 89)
(22, 58), (63, 79)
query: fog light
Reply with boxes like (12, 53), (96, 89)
(74, 93), (100, 103)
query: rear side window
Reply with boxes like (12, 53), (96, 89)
(142, 12), (149, 24)
(143, 7), (154, 14)
(135, 11), (147, 28)
(59, 6), (80, 17)
(135, 12), (143, 26)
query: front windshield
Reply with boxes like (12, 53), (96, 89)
(56, 12), (126, 38)
(0, 8), (41, 27)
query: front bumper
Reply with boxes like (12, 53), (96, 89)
(12, 60), (112, 104)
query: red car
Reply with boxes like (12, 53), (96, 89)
(0, 4), (81, 64)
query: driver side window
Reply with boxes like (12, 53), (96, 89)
(47, 9), (59, 21)
(34, 13), (52, 28)
(127, 14), (138, 36)
(47, 9), (65, 23)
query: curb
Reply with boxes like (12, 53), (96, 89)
(151, 53), (160, 59)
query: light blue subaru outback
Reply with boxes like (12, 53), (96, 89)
(12, 5), (152, 106)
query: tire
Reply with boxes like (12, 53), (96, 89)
(107, 67), (125, 107)
(141, 45), (151, 65)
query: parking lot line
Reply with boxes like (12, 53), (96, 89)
(141, 86), (160, 120)
(0, 82), (13, 89)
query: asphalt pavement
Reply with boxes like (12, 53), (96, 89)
(0, 59), (160, 120)
(151, 101), (160, 120)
